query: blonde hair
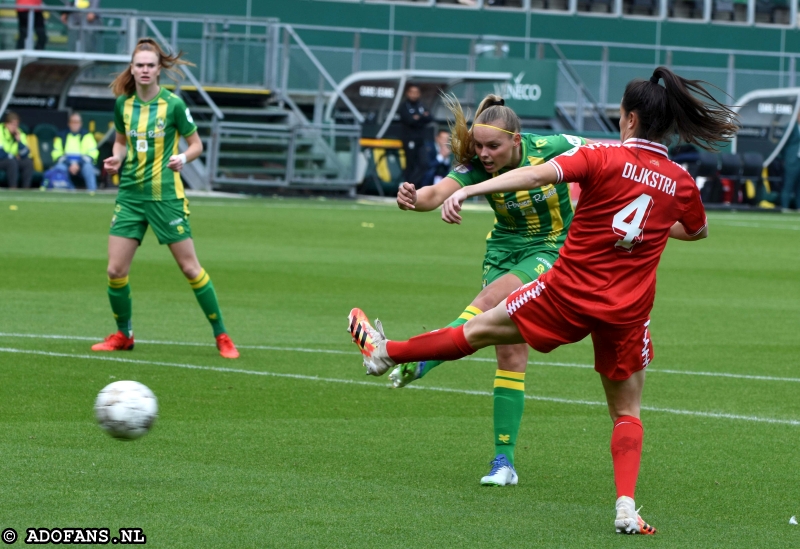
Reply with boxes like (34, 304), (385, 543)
(443, 93), (521, 167)
(110, 38), (194, 97)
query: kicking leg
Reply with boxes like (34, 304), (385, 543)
(348, 299), (524, 376)
(389, 273), (524, 387)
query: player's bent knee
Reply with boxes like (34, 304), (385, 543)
(181, 264), (202, 280)
(107, 266), (129, 279)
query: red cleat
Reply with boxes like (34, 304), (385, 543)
(91, 331), (135, 352)
(216, 333), (239, 359)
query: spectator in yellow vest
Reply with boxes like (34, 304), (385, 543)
(0, 111), (34, 188)
(52, 112), (99, 190)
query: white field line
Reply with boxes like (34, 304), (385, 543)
(1, 332), (799, 384)
(0, 346), (798, 427)
(711, 221), (800, 231)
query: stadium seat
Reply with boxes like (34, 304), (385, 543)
(718, 152), (742, 203)
(33, 123), (60, 170)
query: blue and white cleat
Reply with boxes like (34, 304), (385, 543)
(480, 454), (518, 486)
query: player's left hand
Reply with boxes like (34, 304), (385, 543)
(441, 189), (468, 224)
(167, 155), (184, 171)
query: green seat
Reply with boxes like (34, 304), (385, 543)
(33, 123), (60, 170)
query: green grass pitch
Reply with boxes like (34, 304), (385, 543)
(1, 191), (799, 547)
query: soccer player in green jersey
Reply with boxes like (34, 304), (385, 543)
(91, 38), (239, 359)
(389, 93), (584, 485)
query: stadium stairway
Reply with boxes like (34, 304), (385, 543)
(180, 88), (359, 193)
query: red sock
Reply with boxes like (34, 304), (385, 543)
(386, 325), (475, 364)
(610, 415), (643, 499)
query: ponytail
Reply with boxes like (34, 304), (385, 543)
(110, 37), (195, 97)
(622, 66), (738, 151)
(442, 93), (521, 167)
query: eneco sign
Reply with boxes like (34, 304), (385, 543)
(494, 72), (542, 102)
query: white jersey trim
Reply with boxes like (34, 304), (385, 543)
(623, 138), (669, 157)
(547, 159), (564, 183)
(686, 220), (708, 237)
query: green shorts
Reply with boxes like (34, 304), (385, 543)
(482, 247), (560, 288)
(109, 198), (192, 245)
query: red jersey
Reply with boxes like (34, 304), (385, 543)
(540, 138), (707, 324)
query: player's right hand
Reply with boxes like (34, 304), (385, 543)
(441, 188), (468, 224)
(103, 156), (122, 175)
(397, 182), (417, 210)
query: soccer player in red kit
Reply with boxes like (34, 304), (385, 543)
(347, 66), (738, 535)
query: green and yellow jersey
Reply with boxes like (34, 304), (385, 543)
(447, 133), (584, 251)
(113, 87), (197, 201)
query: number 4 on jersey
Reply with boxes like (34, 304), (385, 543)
(612, 193), (654, 251)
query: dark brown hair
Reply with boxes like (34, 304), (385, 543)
(622, 66), (738, 151)
(110, 38), (194, 97)
(443, 93), (521, 166)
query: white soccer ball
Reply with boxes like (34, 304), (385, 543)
(94, 380), (158, 440)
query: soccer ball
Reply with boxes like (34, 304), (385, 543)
(94, 380), (158, 440)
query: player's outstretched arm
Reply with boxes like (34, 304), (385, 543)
(397, 177), (462, 212)
(441, 163), (559, 224)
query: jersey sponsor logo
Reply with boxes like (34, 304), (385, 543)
(621, 162), (676, 196)
(454, 164), (472, 174)
(563, 134), (582, 147)
(560, 146), (580, 157)
(532, 185), (557, 203)
(136, 139), (148, 153)
(504, 198), (532, 210)
(185, 108), (194, 124)
(169, 217), (184, 226)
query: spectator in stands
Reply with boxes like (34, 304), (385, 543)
(0, 111), (34, 189)
(62, 0), (101, 52)
(16, 0), (47, 50)
(399, 84), (433, 186)
(52, 112), (99, 191)
(421, 129), (452, 187)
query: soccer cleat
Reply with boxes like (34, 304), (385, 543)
(388, 362), (424, 388)
(216, 333), (239, 359)
(347, 308), (395, 376)
(91, 331), (134, 352)
(615, 496), (657, 535)
(480, 454), (518, 486)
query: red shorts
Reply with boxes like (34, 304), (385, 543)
(505, 279), (653, 381)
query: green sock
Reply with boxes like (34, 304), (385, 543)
(108, 276), (132, 336)
(417, 305), (483, 378)
(493, 369), (525, 466)
(188, 269), (227, 337)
